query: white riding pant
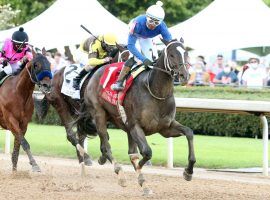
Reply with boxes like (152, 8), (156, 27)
(133, 38), (158, 63)
(0, 62), (15, 75)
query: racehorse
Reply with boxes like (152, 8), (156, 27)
(81, 39), (195, 194)
(42, 44), (129, 165)
(0, 48), (52, 172)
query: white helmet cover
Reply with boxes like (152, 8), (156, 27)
(146, 1), (165, 21)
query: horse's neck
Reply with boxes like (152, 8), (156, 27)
(148, 54), (174, 97)
(16, 65), (35, 96)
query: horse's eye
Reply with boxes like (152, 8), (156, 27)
(170, 54), (174, 58)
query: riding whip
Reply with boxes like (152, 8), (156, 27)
(80, 25), (102, 43)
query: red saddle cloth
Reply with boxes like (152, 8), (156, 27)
(99, 62), (135, 105)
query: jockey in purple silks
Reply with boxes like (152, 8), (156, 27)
(0, 27), (33, 79)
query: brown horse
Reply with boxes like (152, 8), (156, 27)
(42, 44), (129, 165)
(0, 48), (52, 172)
(81, 39), (195, 194)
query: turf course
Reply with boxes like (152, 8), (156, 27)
(0, 123), (268, 169)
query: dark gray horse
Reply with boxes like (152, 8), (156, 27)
(81, 39), (195, 194)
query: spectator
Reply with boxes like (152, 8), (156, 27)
(51, 52), (67, 74)
(196, 55), (207, 67)
(188, 61), (210, 86)
(207, 54), (225, 82)
(241, 58), (267, 88)
(213, 64), (238, 86)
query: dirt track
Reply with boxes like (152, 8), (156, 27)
(0, 154), (269, 200)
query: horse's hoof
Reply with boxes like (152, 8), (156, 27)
(98, 156), (107, 165)
(143, 187), (153, 196)
(32, 165), (41, 172)
(118, 178), (127, 187)
(183, 170), (192, 181)
(84, 158), (93, 166)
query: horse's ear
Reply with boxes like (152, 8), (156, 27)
(160, 38), (169, 46)
(42, 47), (47, 56)
(32, 48), (37, 58)
(116, 43), (124, 51)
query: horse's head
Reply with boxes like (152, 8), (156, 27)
(160, 38), (190, 85)
(29, 48), (52, 93)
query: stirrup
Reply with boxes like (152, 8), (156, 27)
(111, 82), (124, 91)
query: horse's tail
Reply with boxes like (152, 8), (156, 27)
(70, 102), (97, 138)
(33, 91), (50, 121)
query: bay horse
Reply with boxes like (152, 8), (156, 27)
(0, 48), (52, 172)
(82, 39), (195, 194)
(42, 44), (129, 165)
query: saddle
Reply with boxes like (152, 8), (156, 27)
(99, 62), (147, 105)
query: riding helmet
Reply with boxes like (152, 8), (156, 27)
(12, 27), (29, 44)
(146, 1), (165, 21)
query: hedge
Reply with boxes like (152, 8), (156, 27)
(32, 105), (266, 138)
(32, 86), (269, 138)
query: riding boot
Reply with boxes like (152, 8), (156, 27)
(0, 70), (7, 81)
(111, 66), (131, 91)
(73, 69), (88, 90)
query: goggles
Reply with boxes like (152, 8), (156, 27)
(147, 16), (161, 26)
(13, 42), (27, 49)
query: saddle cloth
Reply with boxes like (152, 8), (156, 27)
(61, 64), (88, 99)
(99, 62), (146, 105)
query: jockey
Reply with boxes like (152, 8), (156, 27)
(0, 27), (33, 80)
(111, 1), (173, 91)
(73, 33), (118, 90)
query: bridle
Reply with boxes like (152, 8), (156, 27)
(145, 40), (188, 100)
(117, 49), (129, 62)
(25, 60), (51, 94)
(163, 40), (189, 77)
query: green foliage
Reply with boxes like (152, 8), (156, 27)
(1, 0), (55, 27)
(97, 0), (214, 26)
(32, 86), (270, 139)
(0, 4), (20, 30)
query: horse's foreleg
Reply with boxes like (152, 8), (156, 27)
(94, 108), (127, 187)
(160, 120), (196, 181)
(130, 124), (153, 195)
(21, 137), (41, 172)
(78, 133), (92, 166)
(12, 134), (22, 172)
(54, 101), (87, 162)
(94, 108), (113, 163)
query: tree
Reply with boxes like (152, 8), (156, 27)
(1, 0), (55, 26)
(97, 0), (214, 26)
(0, 4), (20, 30)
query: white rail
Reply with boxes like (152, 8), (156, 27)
(167, 98), (270, 176)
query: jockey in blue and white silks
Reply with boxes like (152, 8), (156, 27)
(111, 1), (174, 91)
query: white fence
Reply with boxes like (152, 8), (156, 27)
(168, 98), (270, 176)
(2, 97), (269, 176)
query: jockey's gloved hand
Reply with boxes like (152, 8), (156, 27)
(104, 57), (112, 63)
(22, 56), (29, 64)
(143, 58), (153, 67)
(2, 59), (8, 67)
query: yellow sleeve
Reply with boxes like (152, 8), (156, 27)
(88, 57), (106, 66)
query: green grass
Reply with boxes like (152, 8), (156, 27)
(0, 123), (268, 169)
(174, 86), (270, 100)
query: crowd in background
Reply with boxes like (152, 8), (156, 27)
(46, 49), (270, 89)
(182, 54), (269, 89)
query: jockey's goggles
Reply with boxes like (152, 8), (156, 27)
(13, 42), (27, 49)
(147, 16), (162, 26)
